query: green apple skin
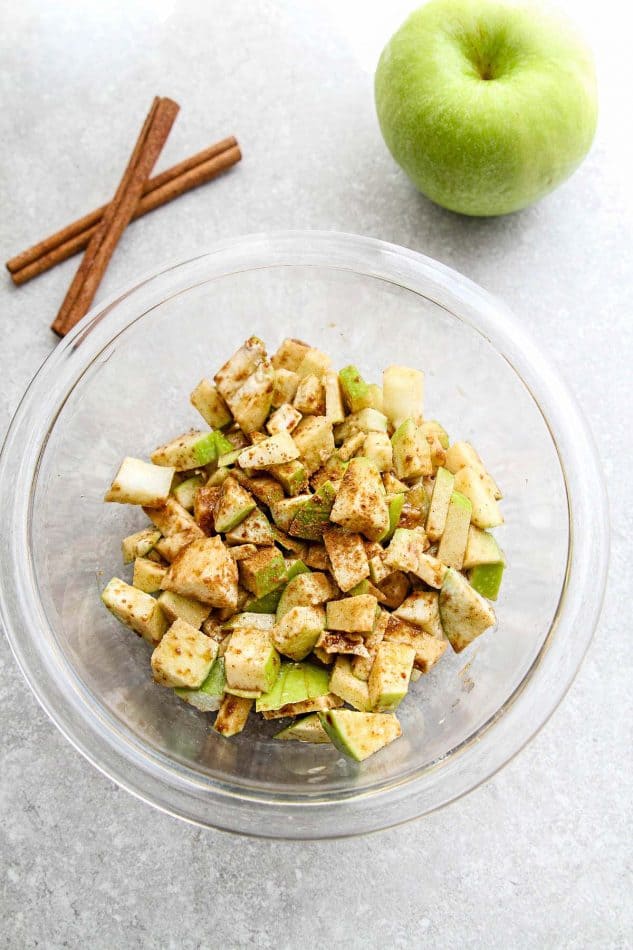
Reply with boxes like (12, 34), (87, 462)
(375, 0), (598, 216)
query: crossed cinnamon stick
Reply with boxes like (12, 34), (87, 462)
(5, 96), (241, 337)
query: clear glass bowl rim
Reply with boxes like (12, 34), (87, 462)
(0, 230), (609, 839)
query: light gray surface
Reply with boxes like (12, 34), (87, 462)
(0, 1), (631, 947)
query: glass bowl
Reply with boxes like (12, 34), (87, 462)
(0, 231), (608, 838)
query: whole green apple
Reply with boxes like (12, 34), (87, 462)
(375, 0), (598, 216)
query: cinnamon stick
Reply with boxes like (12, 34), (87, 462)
(7, 137), (240, 284)
(51, 96), (180, 337)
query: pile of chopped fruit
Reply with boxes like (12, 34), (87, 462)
(101, 337), (504, 761)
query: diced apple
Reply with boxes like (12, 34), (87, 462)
(214, 694), (253, 736)
(351, 609), (389, 680)
(104, 457), (174, 507)
(315, 631), (369, 658)
(405, 479), (431, 521)
(414, 552), (448, 588)
(363, 432), (393, 472)
(156, 589), (212, 629)
(226, 358), (275, 433)
(227, 543), (259, 562)
(132, 557), (167, 594)
(274, 713), (331, 743)
(222, 612), (276, 631)
(261, 693), (342, 720)
(329, 657), (372, 711)
(422, 419), (449, 449)
(193, 486), (219, 535)
(420, 420), (448, 469)
(256, 661), (331, 712)
(468, 563), (504, 601)
(368, 554), (391, 585)
(172, 474), (205, 512)
(268, 459), (309, 495)
(322, 526), (369, 593)
(266, 403), (302, 435)
(391, 419), (432, 480)
(238, 430), (299, 469)
(324, 371), (345, 424)
(380, 493), (405, 543)
(272, 605), (326, 660)
(304, 544), (330, 570)
(444, 440), (482, 474)
(190, 379), (232, 429)
(368, 640), (415, 711)
(319, 709), (402, 761)
(232, 471), (285, 508)
(425, 467), (455, 541)
(384, 615), (447, 672)
(326, 594), (378, 633)
(144, 496), (204, 538)
(244, 589), (283, 614)
(338, 431), (366, 461)
(453, 466), (504, 529)
(101, 577), (168, 646)
(239, 547), (287, 598)
(382, 365), (424, 428)
(338, 366), (373, 413)
(161, 536), (239, 609)
(367, 384), (384, 412)
(271, 368), (300, 407)
(150, 430), (219, 471)
(329, 458), (390, 542)
(335, 408), (389, 442)
(270, 528), (308, 558)
(175, 657), (226, 713)
(225, 507), (274, 546)
(154, 529), (200, 563)
(121, 527), (161, 564)
(394, 591), (443, 638)
(384, 527), (428, 573)
(216, 449), (244, 469)
(437, 491), (472, 570)
(312, 646), (334, 666)
(291, 417), (335, 473)
(214, 476), (256, 533)
(293, 374), (325, 415)
(463, 526), (504, 569)
(151, 618), (217, 688)
(376, 571), (410, 609)
(439, 568), (496, 652)
(272, 338), (311, 372)
(214, 336), (267, 402)
(224, 627), (280, 693)
(287, 481), (337, 540)
(310, 464), (344, 494)
(276, 572), (337, 618)
(295, 347), (331, 379)
(383, 472), (409, 494)
(270, 495), (312, 531)
(397, 503), (425, 530)
(445, 440), (502, 499)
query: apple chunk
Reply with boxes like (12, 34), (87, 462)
(161, 536), (239, 609)
(439, 568), (496, 652)
(104, 457), (174, 507)
(329, 458), (389, 542)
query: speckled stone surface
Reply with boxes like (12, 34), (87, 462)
(1, 1), (631, 946)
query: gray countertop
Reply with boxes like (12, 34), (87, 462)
(1, 1), (631, 946)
